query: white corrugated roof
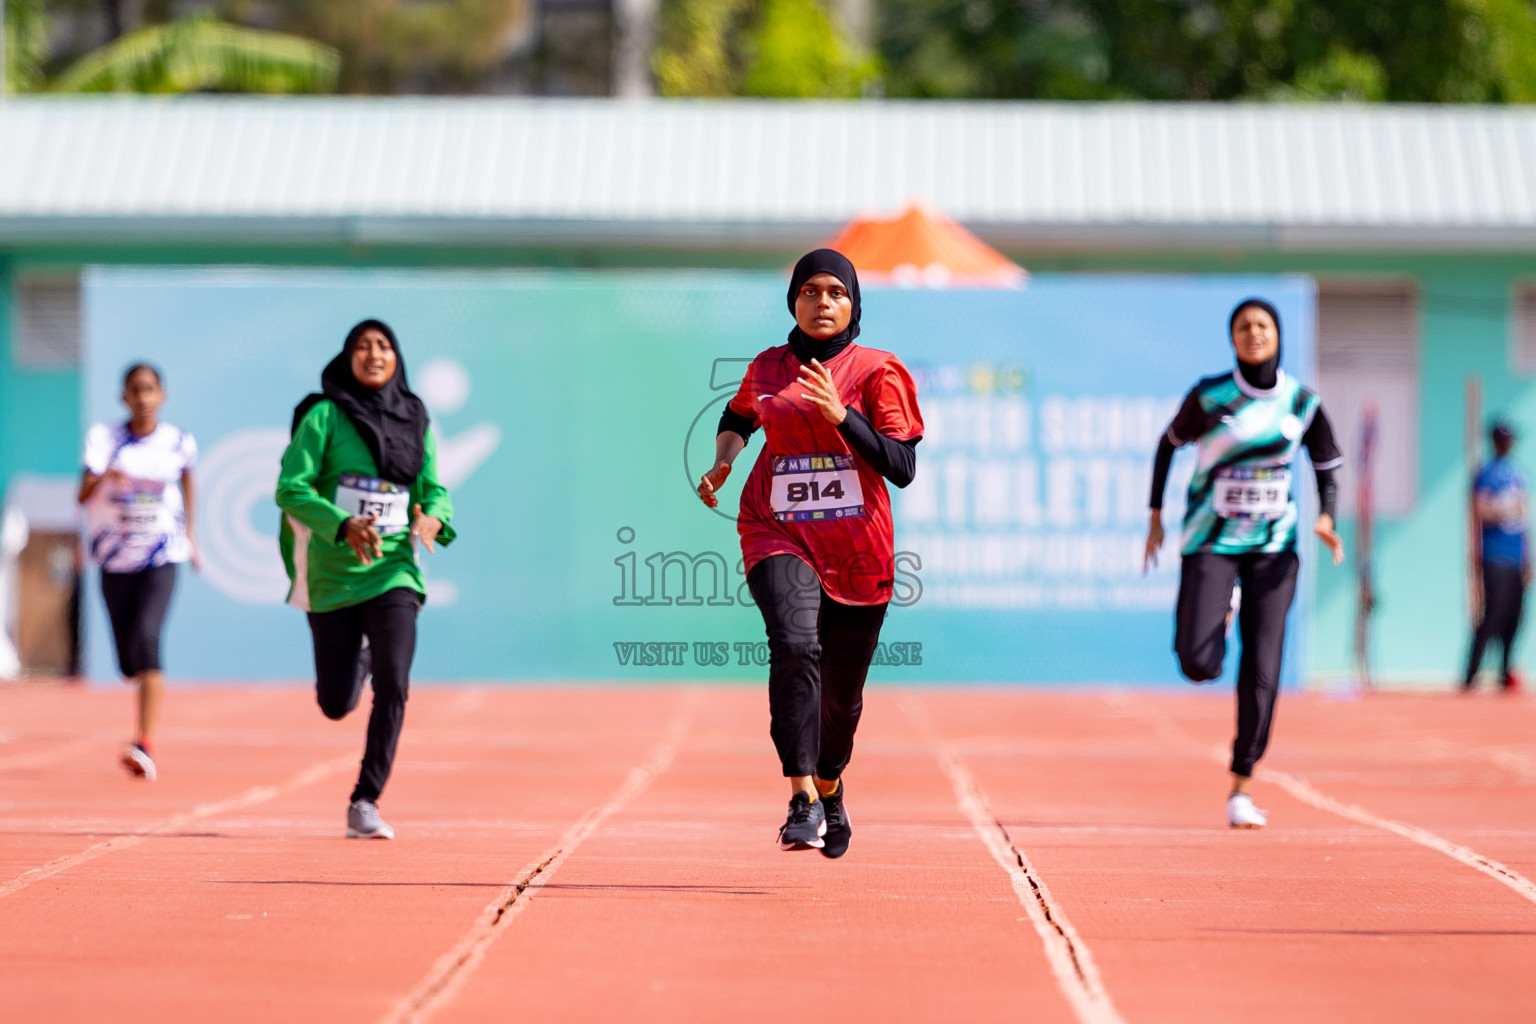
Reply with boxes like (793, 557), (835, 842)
(3, 97), (1536, 250)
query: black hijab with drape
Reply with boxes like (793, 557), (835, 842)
(1229, 298), (1283, 390)
(292, 319), (428, 484)
(786, 248), (861, 363)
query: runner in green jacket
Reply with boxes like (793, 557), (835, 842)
(277, 320), (456, 840)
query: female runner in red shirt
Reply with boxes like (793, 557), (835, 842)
(698, 249), (923, 858)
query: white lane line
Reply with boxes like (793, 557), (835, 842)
(939, 750), (1128, 1024)
(383, 694), (696, 1024)
(1103, 689), (1536, 908)
(0, 753), (355, 900)
(902, 696), (1125, 1024)
(1490, 749), (1536, 782)
(0, 735), (118, 772)
(1256, 766), (1536, 906)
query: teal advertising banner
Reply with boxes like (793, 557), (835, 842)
(82, 268), (1316, 684)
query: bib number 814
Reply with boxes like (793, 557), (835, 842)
(786, 479), (845, 503)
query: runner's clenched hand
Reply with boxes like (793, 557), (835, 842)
(698, 461), (731, 508)
(1143, 511), (1165, 574)
(344, 514), (383, 566)
(411, 503), (442, 553)
(1314, 513), (1345, 565)
(796, 359), (847, 426)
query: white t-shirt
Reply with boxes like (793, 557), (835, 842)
(82, 422), (198, 573)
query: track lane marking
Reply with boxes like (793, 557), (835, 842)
(383, 691), (696, 1024)
(0, 753), (355, 899)
(0, 686), (296, 773)
(1103, 690), (1536, 908)
(0, 735), (120, 773)
(1256, 767), (1536, 905)
(0, 686), (551, 900)
(902, 695), (1126, 1024)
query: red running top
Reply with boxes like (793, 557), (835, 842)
(728, 342), (923, 606)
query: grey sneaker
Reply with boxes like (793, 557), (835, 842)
(346, 799), (394, 839)
(777, 792), (826, 850)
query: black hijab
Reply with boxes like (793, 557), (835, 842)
(1229, 298), (1282, 391)
(786, 248), (861, 363)
(317, 319), (428, 484)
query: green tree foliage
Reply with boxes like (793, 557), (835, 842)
(51, 13), (339, 93)
(654, 0), (879, 97)
(5, 0), (50, 92)
(654, 0), (754, 95)
(742, 0), (881, 96)
(256, 0), (528, 94)
(877, 0), (1536, 101)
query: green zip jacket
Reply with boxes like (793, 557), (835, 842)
(276, 400), (456, 613)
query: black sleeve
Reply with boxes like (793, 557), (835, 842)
(717, 407), (757, 443)
(1314, 467), (1338, 520)
(837, 407), (920, 488)
(1149, 436), (1177, 510)
(1304, 405), (1344, 519)
(1149, 388), (1215, 510)
(1302, 404), (1343, 470)
(1166, 387), (1219, 446)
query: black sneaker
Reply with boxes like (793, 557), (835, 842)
(820, 779), (850, 859)
(777, 792), (826, 850)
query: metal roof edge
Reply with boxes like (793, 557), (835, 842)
(7, 216), (1536, 254)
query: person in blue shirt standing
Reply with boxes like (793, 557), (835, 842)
(1464, 421), (1529, 692)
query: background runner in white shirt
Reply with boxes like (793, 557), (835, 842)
(78, 363), (199, 781)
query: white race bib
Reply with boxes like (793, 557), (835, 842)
(113, 489), (172, 536)
(1213, 466), (1291, 521)
(335, 474), (411, 535)
(770, 454), (865, 523)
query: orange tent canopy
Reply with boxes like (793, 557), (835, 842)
(820, 205), (1026, 288)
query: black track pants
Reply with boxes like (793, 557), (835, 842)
(1175, 551), (1299, 778)
(100, 563), (178, 677)
(747, 554), (888, 780)
(307, 587), (419, 803)
(1464, 562), (1527, 689)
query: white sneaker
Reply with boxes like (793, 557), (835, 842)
(346, 799), (394, 839)
(1227, 793), (1266, 829)
(120, 742), (157, 781)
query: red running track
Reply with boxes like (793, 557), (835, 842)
(2, 682), (1535, 1023)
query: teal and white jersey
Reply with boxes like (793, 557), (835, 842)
(1170, 370), (1342, 556)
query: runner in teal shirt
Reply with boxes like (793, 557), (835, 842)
(1145, 298), (1344, 829)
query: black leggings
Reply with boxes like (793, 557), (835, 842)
(1464, 562), (1526, 689)
(101, 563), (178, 677)
(1175, 551), (1299, 778)
(747, 554), (888, 780)
(308, 587), (419, 804)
